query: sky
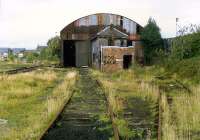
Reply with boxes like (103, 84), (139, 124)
(0, 0), (200, 49)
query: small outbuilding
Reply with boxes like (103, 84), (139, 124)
(60, 13), (144, 71)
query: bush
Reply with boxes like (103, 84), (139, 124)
(169, 32), (200, 61)
(166, 56), (200, 83)
(25, 52), (39, 63)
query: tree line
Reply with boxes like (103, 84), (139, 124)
(25, 36), (61, 63)
(140, 18), (200, 82)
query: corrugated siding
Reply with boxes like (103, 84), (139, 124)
(75, 41), (90, 67)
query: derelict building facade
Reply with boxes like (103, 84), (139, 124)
(60, 13), (144, 71)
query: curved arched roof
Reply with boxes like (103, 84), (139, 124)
(61, 13), (143, 40)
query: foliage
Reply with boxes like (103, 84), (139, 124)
(7, 49), (16, 61)
(25, 52), (39, 63)
(169, 31), (200, 61)
(159, 24), (200, 83)
(40, 36), (61, 61)
(92, 69), (158, 139)
(0, 69), (77, 140)
(0, 61), (32, 72)
(141, 18), (163, 65)
(22, 36), (61, 63)
(132, 64), (200, 140)
(165, 56), (200, 83)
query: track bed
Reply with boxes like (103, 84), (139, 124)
(42, 68), (113, 140)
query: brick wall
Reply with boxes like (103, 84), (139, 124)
(102, 47), (134, 72)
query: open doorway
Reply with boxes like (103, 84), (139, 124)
(63, 40), (76, 67)
(127, 40), (132, 46)
(123, 55), (132, 69)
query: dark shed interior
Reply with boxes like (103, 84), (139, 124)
(63, 40), (76, 67)
(123, 55), (132, 69)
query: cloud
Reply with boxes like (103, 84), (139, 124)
(0, 0), (200, 48)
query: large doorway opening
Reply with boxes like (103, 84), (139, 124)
(127, 40), (132, 46)
(63, 40), (76, 67)
(123, 55), (132, 69)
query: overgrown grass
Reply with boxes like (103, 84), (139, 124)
(133, 63), (200, 140)
(0, 68), (77, 140)
(93, 59), (200, 139)
(92, 69), (158, 139)
(161, 86), (200, 140)
(0, 61), (33, 72)
(164, 56), (200, 83)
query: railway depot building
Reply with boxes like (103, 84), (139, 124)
(60, 13), (144, 72)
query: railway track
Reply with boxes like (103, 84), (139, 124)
(0, 64), (161, 139)
(97, 79), (159, 139)
(0, 64), (60, 75)
(42, 67), (118, 140)
(0, 66), (41, 75)
(1, 65), (160, 139)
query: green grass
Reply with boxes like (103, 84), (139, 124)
(160, 86), (200, 140)
(92, 58), (200, 140)
(0, 68), (77, 140)
(0, 61), (33, 72)
(165, 56), (200, 83)
(92, 69), (158, 139)
(132, 63), (200, 140)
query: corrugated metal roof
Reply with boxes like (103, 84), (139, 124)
(60, 13), (143, 41)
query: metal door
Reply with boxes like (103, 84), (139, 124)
(75, 41), (90, 67)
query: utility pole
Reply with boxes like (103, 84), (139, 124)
(176, 18), (179, 37)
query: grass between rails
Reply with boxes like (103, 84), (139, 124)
(133, 65), (200, 140)
(92, 60), (200, 140)
(0, 68), (77, 140)
(92, 69), (158, 140)
(42, 69), (113, 140)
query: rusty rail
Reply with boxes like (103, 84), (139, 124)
(41, 68), (116, 140)
(96, 79), (120, 140)
(39, 78), (77, 140)
(1, 66), (41, 75)
(0, 64), (61, 75)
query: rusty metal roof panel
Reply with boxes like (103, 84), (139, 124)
(61, 13), (143, 41)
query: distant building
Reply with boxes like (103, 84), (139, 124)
(12, 48), (26, 55)
(0, 48), (9, 60)
(0, 47), (26, 60)
(60, 13), (144, 72)
(18, 53), (24, 58)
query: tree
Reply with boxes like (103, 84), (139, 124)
(141, 18), (163, 64)
(39, 36), (61, 61)
(47, 36), (61, 59)
(8, 49), (15, 61)
(170, 25), (200, 61)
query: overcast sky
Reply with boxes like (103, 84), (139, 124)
(0, 0), (200, 49)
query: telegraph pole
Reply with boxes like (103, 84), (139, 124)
(176, 18), (179, 37)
